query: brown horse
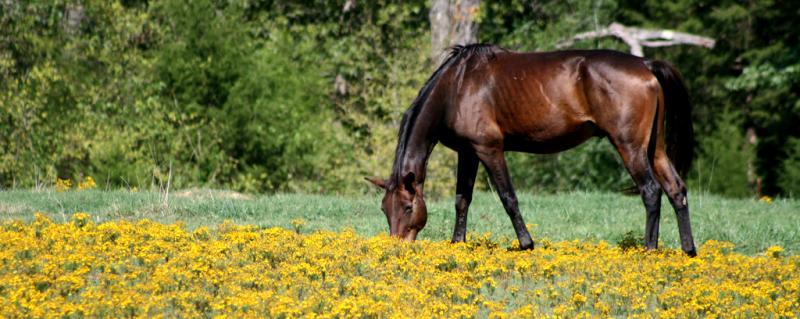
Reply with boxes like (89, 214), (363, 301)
(366, 44), (697, 256)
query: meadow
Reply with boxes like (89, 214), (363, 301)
(1, 189), (797, 254)
(1, 189), (799, 318)
(4, 1), (799, 317)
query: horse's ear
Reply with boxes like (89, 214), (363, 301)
(402, 172), (416, 195)
(364, 177), (387, 190)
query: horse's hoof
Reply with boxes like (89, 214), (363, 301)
(685, 248), (697, 257)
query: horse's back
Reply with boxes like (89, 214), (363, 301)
(441, 49), (661, 153)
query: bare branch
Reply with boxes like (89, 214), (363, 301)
(556, 22), (716, 57)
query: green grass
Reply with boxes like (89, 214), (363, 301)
(0, 189), (797, 255)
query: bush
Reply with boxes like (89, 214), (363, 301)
(778, 138), (800, 197)
(616, 230), (643, 251)
(507, 139), (631, 194)
(691, 110), (755, 197)
(221, 31), (343, 193)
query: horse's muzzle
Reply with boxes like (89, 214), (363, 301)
(402, 229), (418, 242)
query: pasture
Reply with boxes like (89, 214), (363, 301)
(1, 190), (799, 317)
(4, 1), (800, 317)
(1, 189), (797, 254)
(1, 189), (799, 318)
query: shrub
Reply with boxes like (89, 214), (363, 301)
(691, 110), (755, 197)
(778, 138), (800, 196)
(616, 230), (643, 251)
(507, 139), (631, 194)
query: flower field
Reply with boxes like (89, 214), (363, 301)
(1, 214), (798, 318)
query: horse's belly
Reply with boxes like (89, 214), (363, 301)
(503, 121), (601, 154)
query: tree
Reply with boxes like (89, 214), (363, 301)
(430, 0), (481, 62)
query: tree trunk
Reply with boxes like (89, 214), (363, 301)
(451, 0), (479, 46)
(430, 0), (480, 63)
(64, 3), (85, 35)
(746, 127), (760, 196)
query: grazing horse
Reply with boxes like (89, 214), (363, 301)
(366, 44), (697, 256)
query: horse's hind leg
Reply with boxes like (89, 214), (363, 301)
(474, 145), (534, 250)
(652, 148), (697, 256)
(610, 142), (663, 250)
(453, 151), (479, 243)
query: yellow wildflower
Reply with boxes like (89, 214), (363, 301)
(290, 218), (306, 234)
(765, 245), (784, 258)
(77, 176), (97, 190)
(55, 178), (71, 192)
(0, 214), (796, 318)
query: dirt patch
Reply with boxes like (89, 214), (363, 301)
(172, 188), (254, 201)
(0, 202), (32, 215)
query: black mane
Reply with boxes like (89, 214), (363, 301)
(389, 43), (504, 188)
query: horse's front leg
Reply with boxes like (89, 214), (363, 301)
(475, 146), (534, 250)
(452, 151), (479, 243)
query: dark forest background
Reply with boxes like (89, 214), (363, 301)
(1, 1), (798, 198)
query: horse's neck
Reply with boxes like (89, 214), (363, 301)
(400, 134), (435, 186)
(395, 109), (440, 188)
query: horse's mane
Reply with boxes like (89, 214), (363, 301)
(389, 43), (505, 188)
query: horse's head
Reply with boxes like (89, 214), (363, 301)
(365, 173), (427, 241)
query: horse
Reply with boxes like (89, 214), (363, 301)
(366, 44), (697, 256)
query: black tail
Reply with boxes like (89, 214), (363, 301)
(646, 60), (695, 178)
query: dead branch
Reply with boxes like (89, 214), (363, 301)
(557, 22), (716, 57)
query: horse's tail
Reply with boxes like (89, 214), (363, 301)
(646, 59), (695, 177)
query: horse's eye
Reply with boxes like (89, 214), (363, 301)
(404, 206), (413, 214)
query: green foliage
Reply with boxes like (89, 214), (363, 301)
(481, 0), (621, 51)
(222, 31), (343, 193)
(725, 62), (800, 196)
(616, 230), (643, 251)
(507, 140), (631, 194)
(153, 0), (247, 110)
(692, 111), (755, 197)
(0, 0), (161, 186)
(616, 0), (800, 196)
(1, 1), (798, 198)
(778, 139), (800, 197)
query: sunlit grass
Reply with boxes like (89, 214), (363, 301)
(1, 189), (797, 255)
